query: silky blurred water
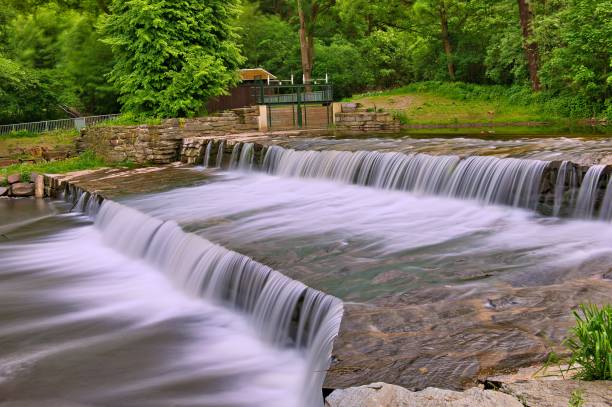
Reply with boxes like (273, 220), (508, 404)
(0, 200), (308, 407)
(126, 172), (612, 301)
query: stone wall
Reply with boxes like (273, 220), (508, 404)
(77, 107), (260, 164)
(334, 103), (401, 132)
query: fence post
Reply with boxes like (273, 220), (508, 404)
(296, 86), (303, 128)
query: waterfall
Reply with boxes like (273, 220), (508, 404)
(445, 156), (548, 209)
(260, 146), (548, 210)
(553, 161), (575, 217)
(599, 178), (612, 221)
(229, 142), (242, 169)
(238, 143), (255, 170)
(574, 165), (606, 218)
(93, 200), (343, 407)
(215, 140), (225, 168)
(203, 141), (212, 168)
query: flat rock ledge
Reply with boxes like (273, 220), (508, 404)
(325, 382), (522, 407)
(326, 379), (612, 407)
(500, 380), (611, 407)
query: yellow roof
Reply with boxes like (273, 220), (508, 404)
(239, 68), (277, 81)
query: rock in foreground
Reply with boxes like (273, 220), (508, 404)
(500, 380), (611, 407)
(325, 382), (523, 407)
(10, 183), (35, 197)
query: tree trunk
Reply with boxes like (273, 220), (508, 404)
(439, 4), (456, 81)
(297, 0), (314, 84)
(517, 0), (541, 91)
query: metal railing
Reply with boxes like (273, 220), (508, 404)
(254, 84), (333, 105)
(0, 114), (121, 136)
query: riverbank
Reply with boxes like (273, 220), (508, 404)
(347, 82), (610, 128)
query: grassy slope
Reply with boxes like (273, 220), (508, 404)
(346, 83), (559, 126)
(0, 150), (112, 183)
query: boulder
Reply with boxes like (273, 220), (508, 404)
(325, 382), (523, 407)
(29, 172), (39, 183)
(0, 186), (8, 197)
(10, 182), (34, 197)
(7, 174), (21, 184)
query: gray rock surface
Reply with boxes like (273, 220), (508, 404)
(325, 382), (523, 407)
(500, 380), (612, 407)
(0, 186), (8, 196)
(10, 182), (34, 197)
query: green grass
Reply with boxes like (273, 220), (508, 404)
(565, 304), (612, 381)
(0, 150), (137, 184)
(93, 112), (162, 127)
(347, 81), (608, 126)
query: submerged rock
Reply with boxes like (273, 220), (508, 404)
(325, 382), (523, 407)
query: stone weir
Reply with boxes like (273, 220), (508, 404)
(179, 136), (612, 220)
(41, 166), (344, 407)
(29, 158), (612, 395)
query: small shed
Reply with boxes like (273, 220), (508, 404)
(206, 68), (277, 113)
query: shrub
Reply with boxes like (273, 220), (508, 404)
(565, 304), (612, 380)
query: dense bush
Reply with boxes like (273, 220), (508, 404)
(565, 304), (612, 381)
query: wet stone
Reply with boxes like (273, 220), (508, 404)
(10, 183), (34, 197)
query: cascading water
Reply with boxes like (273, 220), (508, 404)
(203, 140), (212, 168)
(599, 178), (612, 221)
(553, 161), (577, 217)
(574, 165), (606, 219)
(238, 143), (255, 170)
(229, 142), (242, 169)
(95, 200), (343, 406)
(260, 145), (548, 210)
(215, 140), (225, 168)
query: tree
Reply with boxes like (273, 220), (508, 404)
(237, 2), (300, 79)
(411, 0), (476, 81)
(517, 0), (540, 90)
(0, 56), (62, 124)
(295, 0), (334, 83)
(100, 0), (243, 117)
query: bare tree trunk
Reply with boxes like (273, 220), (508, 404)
(517, 0), (541, 91)
(297, 0), (313, 84)
(439, 3), (456, 81)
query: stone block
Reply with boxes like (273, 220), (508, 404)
(10, 182), (35, 197)
(7, 174), (20, 184)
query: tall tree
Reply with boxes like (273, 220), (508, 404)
(295, 0), (334, 83)
(100, 0), (243, 117)
(517, 0), (540, 90)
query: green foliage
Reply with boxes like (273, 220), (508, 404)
(313, 40), (369, 98)
(0, 56), (63, 124)
(2, 1), (118, 118)
(237, 2), (300, 79)
(100, 0), (244, 118)
(565, 304), (612, 381)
